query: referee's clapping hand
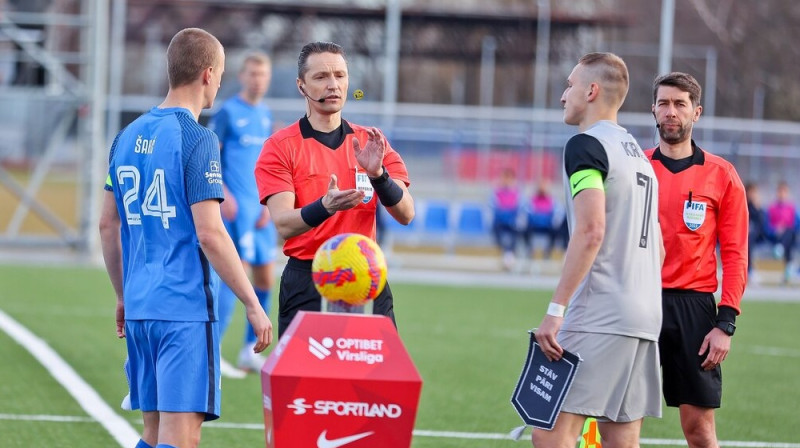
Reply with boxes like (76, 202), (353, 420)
(322, 174), (365, 212)
(353, 127), (387, 177)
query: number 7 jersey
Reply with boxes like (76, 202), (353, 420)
(560, 120), (662, 341)
(105, 107), (224, 322)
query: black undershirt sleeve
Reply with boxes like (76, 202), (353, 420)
(563, 134), (610, 179)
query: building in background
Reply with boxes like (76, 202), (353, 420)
(1, 0), (800, 259)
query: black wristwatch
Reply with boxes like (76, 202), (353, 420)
(715, 321), (736, 336)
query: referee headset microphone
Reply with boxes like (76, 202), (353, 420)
(300, 85), (325, 103)
(652, 112), (660, 146)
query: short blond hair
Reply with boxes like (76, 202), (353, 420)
(578, 52), (629, 107)
(166, 28), (223, 88)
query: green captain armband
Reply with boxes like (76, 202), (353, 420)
(569, 169), (604, 197)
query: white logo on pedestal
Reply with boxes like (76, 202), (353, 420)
(317, 430), (375, 448)
(308, 336), (386, 365)
(287, 398), (313, 415)
(309, 337), (334, 359)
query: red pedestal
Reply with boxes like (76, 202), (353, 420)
(261, 311), (422, 447)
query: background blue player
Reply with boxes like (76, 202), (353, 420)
(207, 52), (277, 375)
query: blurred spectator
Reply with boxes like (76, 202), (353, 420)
(490, 167), (521, 270)
(522, 181), (558, 259)
(745, 182), (767, 276)
(767, 181), (797, 283)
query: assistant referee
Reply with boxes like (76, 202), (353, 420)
(646, 72), (748, 448)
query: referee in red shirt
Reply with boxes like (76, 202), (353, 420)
(255, 42), (415, 338)
(645, 72), (748, 448)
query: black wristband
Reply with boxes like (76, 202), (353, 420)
(369, 167), (403, 207)
(715, 305), (738, 325)
(368, 166), (390, 184)
(300, 197), (332, 227)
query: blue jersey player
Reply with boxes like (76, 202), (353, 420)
(99, 28), (272, 448)
(207, 52), (277, 375)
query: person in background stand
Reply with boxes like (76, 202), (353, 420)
(767, 180), (797, 284)
(522, 181), (557, 260)
(745, 182), (767, 281)
(646, 72), (748, 448)
(490, 167), (521, 270)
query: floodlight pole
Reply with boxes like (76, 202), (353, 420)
(532, 0), (551, 182)
(80, 0), (109, 258)
(658, 0), (675, 75)
(478, 35), (496, 183)
(107, 0), (127, 143)
(382, 0), (401, 132)
(533, 0), (550, 110)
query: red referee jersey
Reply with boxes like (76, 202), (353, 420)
(255, 118), (409, 260)
(645, 145), (748, 314)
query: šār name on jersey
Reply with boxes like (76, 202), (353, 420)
(134, 135), (156, 154)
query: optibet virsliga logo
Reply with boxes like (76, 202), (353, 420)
(308, 336), (385, 365)
(308, 336), (333, 360)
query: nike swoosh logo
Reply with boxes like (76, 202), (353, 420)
(572, 174), (591, 189)
(317, 430), (375, 448)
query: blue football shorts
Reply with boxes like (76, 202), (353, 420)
(224, 214), (277, 266)
(125, 320), (221, 421)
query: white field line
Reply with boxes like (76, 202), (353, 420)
(1, 413), (800, 447)
(745, 345), (800, 358)
(1, 304), (798, 448)
(0, 413), (94, 423)
(0, 309), (138, 447)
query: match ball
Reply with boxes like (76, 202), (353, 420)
(311, 233), (387, 305)
(353, 89), (364, 100)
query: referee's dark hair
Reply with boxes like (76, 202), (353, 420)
(297, 42), (347, 80)
(653, 72), (702, 107)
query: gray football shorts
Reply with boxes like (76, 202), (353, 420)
(557, 330), (662, 422)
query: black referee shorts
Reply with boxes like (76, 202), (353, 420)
(659, 289), (722, 408)
(277, 257), (396, 339)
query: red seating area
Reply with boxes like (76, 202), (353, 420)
(443, 149), (559, 182)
